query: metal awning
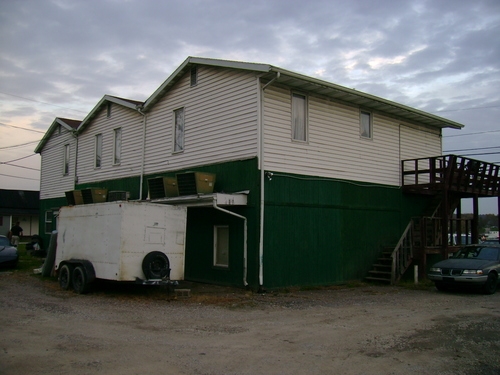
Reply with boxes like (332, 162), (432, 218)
(149, 191), (249, 207)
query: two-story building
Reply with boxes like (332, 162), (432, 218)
(35, 57), (499, 290)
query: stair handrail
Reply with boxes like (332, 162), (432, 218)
(391, 220), (413, 284)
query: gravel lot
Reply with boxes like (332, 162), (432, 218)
(1, 271), (499, 375)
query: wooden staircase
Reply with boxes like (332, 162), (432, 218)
(365, 247), (393, 283)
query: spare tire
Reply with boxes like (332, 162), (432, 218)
(142, 252), (170, 280)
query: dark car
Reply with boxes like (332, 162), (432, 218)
(428, 244), (500, 294)
(0, 235), (19, 269)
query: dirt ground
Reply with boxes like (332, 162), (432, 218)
(1, 271), (499, 375)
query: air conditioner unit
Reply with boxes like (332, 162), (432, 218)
(176, 172), (216, 196)
(148, 177), (179, 199)
(81, 188), (108, 204)
(108, 191), (129, 202)
(65, 190), (84, 205)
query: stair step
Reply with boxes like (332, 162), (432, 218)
(368, 270), (391, 276)
(372, 264), (391, 271)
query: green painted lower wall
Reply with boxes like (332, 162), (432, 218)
(38, 159), (433, 290)
(38, 197), (67, 249)
(261, 172), (431, 289)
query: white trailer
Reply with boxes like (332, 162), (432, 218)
(55, 201), (187, 293)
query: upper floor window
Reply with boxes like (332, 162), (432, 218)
(113, 128), (122, 165)
(360, 110), (372, 139)
(190, 67), (197, 86)
(107, 102), (112, 118)
(292, 93), (307, 141)
(174, 108), (185, 152)
(63, 144), (70, 175)
(95, 133), (102, 168)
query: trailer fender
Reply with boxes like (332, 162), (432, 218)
(142, 252), (170, 280)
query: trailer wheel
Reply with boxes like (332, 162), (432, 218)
(142, 252), (170, 280)
(72, 265), (90, 294)
(59, 264), (72, 290)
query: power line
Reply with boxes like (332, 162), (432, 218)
(0, 163), (40, 172)
(0, 122), (46, 134)
(0, 173), (39, 181)
(0, 140), (40, 150)
(444, 146), (500, 153)
(0, 153), (38, 164)
(0, 90), (88, 113)
(443, 129), (500, 138)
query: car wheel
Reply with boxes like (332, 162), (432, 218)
(435, 281), (449, 292)
(483, 273), (498, 295)
(72, 266), (90, 294)
(142, 252), (170, 280)
(59, 264), (72, 290)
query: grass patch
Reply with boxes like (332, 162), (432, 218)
(14, 244), (45, 273)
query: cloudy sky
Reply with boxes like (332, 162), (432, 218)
(1, 0), (499, 213)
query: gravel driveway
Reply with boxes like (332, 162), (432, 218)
(1, 272), (499, 375)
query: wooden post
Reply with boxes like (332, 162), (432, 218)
(472, 195), (479, 244)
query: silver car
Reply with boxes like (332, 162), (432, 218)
(428, 245), (500, 294)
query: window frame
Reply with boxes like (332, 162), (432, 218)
(360, 110), (373, 139)
(190, 66), (197, 87)
(44, 210), (52, 234)
(113, 127), (122, 165)
(173, 107), (185, 153)
(107, 102), (112, 118)
(291, 92), (308, 142)
(63, 144), (70, 175)
(213, 225), (229, 268)
(95, 133), (103, 168)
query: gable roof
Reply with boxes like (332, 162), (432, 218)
(35, 117), (81, 154)
(143, 56), (464, 130)
(77, 95), (143, 133)
(0, 189), (39, 215)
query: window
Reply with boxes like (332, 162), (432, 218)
(107, 102), (112, 118)
(190, 67), (197, 86)
(63, 144), (70, 175)
(113, 128), (122, 165)
(95, 133), (102, 168)
(214, 226), (229, 267)
(44, 211), (52, 234)
(360, 111), (372, 139)
(292, 93), (307, 141)
(174, 108), (185, 152)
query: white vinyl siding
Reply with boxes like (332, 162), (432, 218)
(143, 66), (259, 175)
(76, 105), (143, 184)
(263, 86), (440, 186)
(39, 125), (76, 200)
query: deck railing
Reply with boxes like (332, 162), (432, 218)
(402, 155), (500, 196)
(391, 221), (413, 284)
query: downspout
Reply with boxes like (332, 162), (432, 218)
(72, 130), (79, 188)
(137, 107), (147, 200)
(258, 71), (280, 291)
(212, 198), (248, 287)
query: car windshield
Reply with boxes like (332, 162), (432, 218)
(0, 237), (10, 247)
(453, 247), (499, 261)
